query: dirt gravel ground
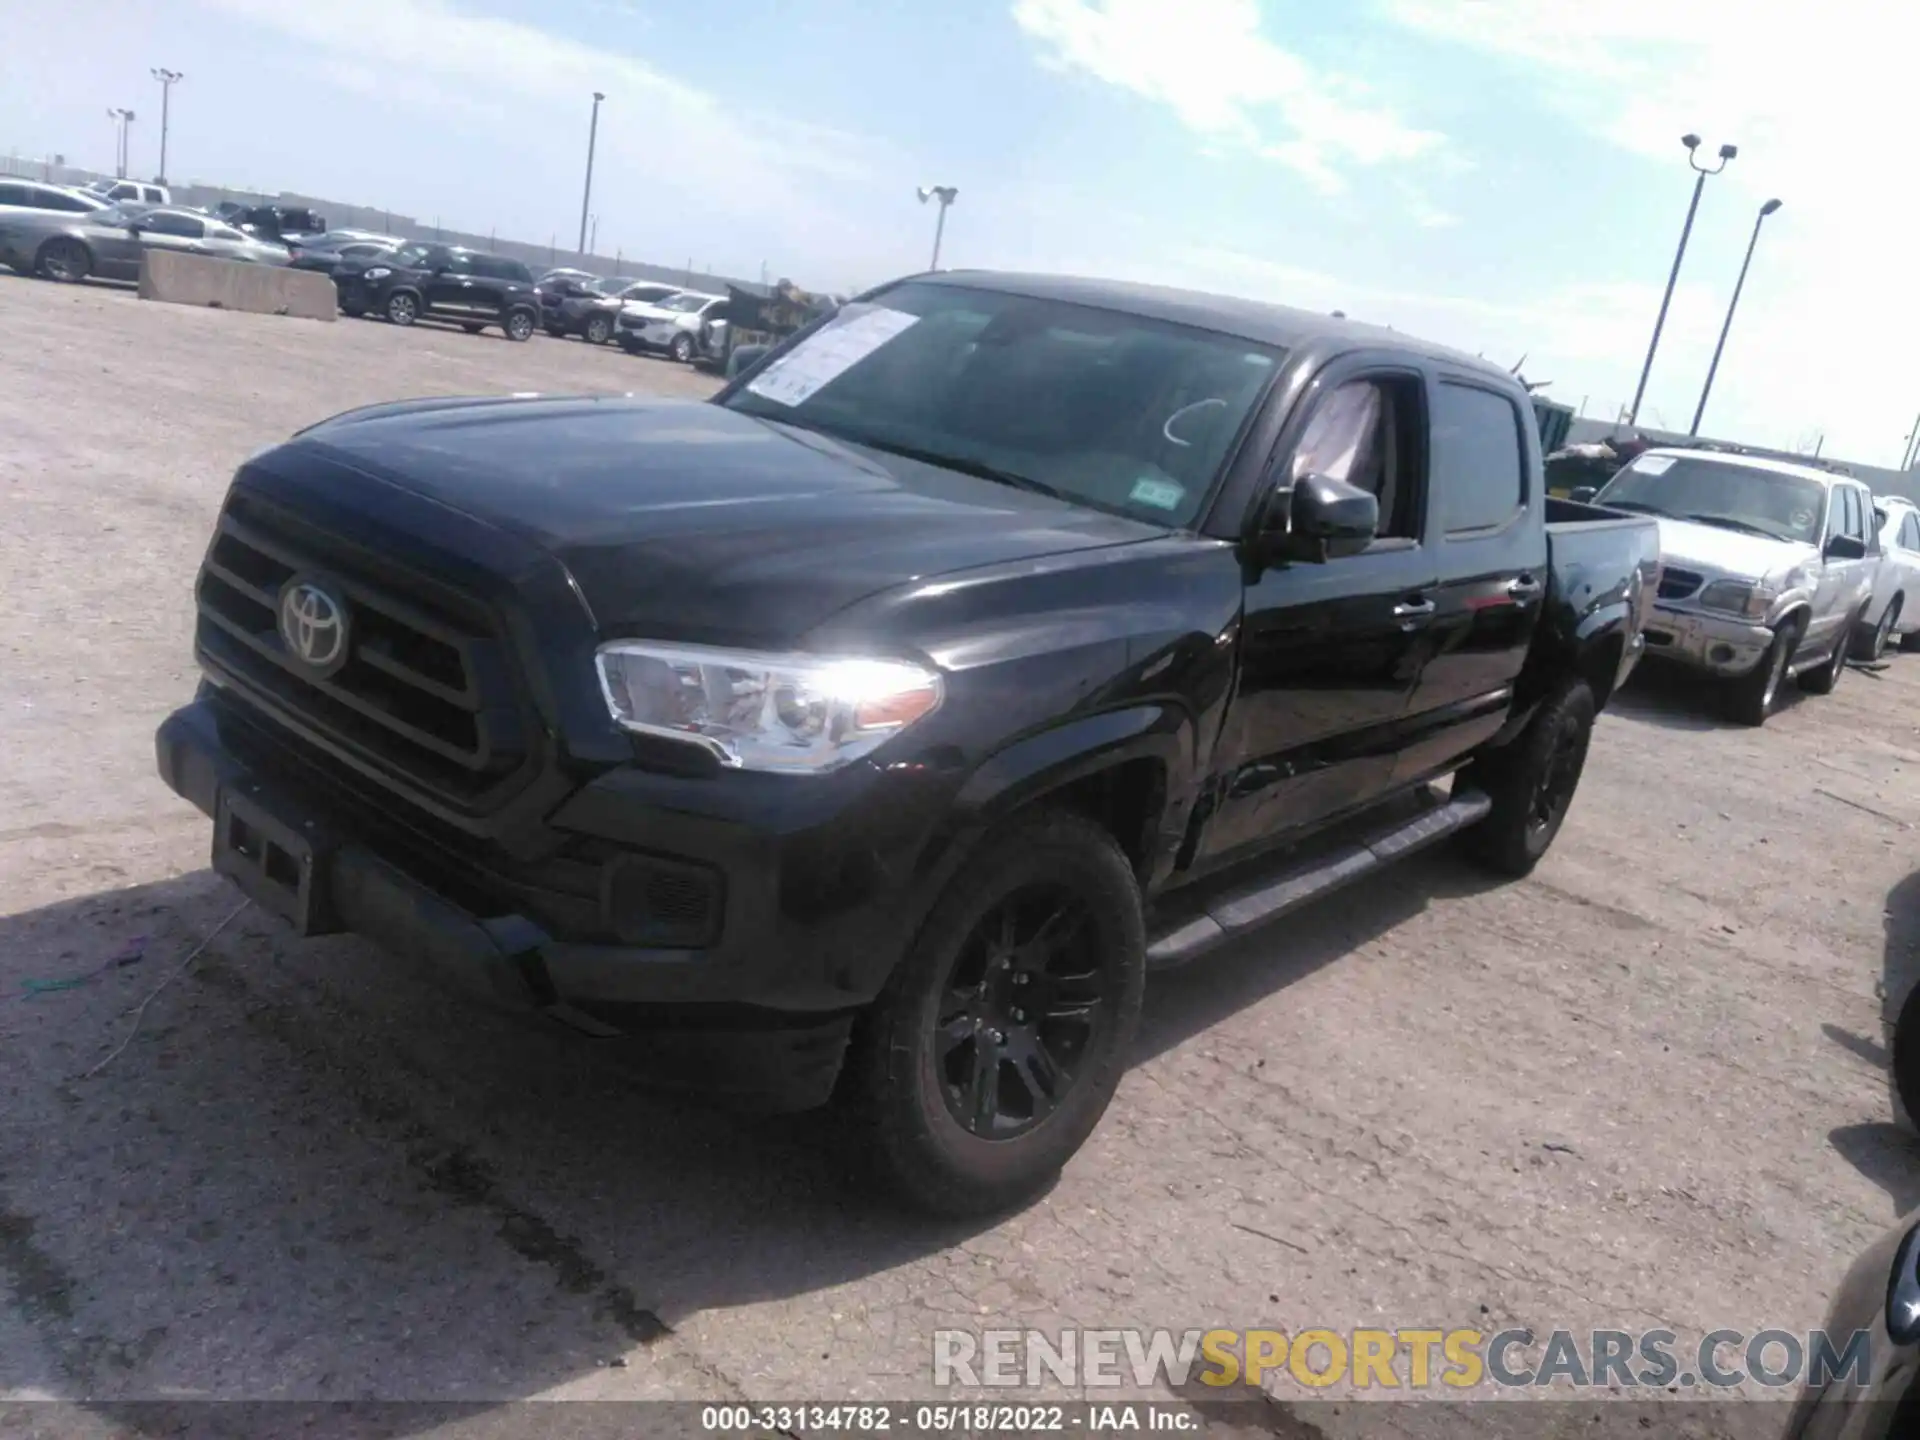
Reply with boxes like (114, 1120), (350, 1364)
(5, 277), (1920, 1436)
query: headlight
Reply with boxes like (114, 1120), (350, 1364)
(361, 266), (391, 280)
(594, 642), (943, 773)
(1698, 579), (1776, 619)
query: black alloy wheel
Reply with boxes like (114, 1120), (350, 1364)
(934, 885), (1115, 1141)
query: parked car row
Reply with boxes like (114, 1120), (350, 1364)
(1567, 447), (1920, 725)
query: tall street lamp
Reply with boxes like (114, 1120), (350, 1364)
(578, 91), (605, 256)
(150, 68), (183, 183)
(108, 108), (135, 179)
(917, 185), (957, 269)
(1689, 198), (1783, 437)
(1627, 133), (1736, 427)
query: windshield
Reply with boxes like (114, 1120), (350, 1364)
(387, 243), (435, 268)
(658, 293), (714, 313)
(90, 203), (139, 226)
(1598, 455), (1826, 545)
(721, 280), (1283, 526)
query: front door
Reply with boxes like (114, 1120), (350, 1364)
(1808, 483), (1872, 658)
(1196, 365), (1437, 868)
(1393, 374), (1549, 784)
(423, 251), (473, 318)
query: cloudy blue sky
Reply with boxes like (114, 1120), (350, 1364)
(3, 0), (1910, 462)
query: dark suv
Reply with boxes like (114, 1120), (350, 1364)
(335, 244), (541, 341)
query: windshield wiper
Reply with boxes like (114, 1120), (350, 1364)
(1683, 512), (1791, 541)
(840, 436), (1073, 503)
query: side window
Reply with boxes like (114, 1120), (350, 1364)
(1903, 514), (1920, 551)
(143, 212), (204, 238)
(1839, 487), (1865, 543)
(50, 191), (92, 213)
(443, 252), (474, 274)
(1430, 381), (1527, 535)
(1288, 375), (1423, 541)
(0, 184), (27, 206)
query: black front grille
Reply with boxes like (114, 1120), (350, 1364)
(1658, 566), (1704, 600)
(194, 494), (533, 808)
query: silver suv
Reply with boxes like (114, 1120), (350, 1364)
(1582, 448), (1879, 725)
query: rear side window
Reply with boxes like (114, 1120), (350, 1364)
(47, 190), (92, 212)
(1430, 381), (1526, 534)
(0, 184), (27, 206)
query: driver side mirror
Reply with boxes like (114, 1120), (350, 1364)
(1255, 472), (1379, 565)
(1825, 534), (1867, 561)
(1568, 485), (1598, 504)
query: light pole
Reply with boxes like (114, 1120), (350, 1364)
(577, 91), (604, 256)
(150, 68), (183, 182)
(1627, 133), (1736, 427)
(107, 108), (135, 179)
(916, 185), (958, 269)
(1689, 198), (1782, 437)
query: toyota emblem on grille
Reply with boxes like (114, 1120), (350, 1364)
(278, 579), (349, 672)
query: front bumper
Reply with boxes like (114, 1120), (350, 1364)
(153, 695), (935, 1107)
(1640, 603), (1773, 677)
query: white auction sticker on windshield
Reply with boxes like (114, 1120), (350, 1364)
(1634, 454), (1675, 475)
(746, 307), (921, 407)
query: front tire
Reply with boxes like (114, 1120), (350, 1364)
(1457, 677), (1596, 878)
(503, 307), (536, 342)
(37, 238), (91, 283)
(385, 291), (418, 326)
(1726, 620), (1796, 726)
(670, 331), (697, 363)
(850, 809), (1145, 1217)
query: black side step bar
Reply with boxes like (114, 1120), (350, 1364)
(1144, 787), (1492, 969)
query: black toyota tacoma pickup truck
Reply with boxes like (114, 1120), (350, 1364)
(156, 271), (1660, 1216)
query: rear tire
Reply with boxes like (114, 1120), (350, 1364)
(1857, 598), (1899, 662)
(1726, 619), (1797, 726)
(37, 238), (91, 283)
(585, 313), (614, 345)
(385, 291), (418, 326)
(849, 809), (1145, 1217)
(1457, 677), (1596, 879)
(1799, 610), (1857, 695)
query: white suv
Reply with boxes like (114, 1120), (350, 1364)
(83, 179), (171, 206)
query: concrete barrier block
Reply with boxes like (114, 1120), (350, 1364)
(138, 250), (337, 321)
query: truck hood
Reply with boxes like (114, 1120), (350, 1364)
(1653, 515), (1814, 583)
(288, 395), (1170, 646)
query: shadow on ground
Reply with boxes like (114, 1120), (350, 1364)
(0, 842), (1504, 1433)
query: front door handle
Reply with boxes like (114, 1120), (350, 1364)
(1392, 597), (1435, 620)
(1508, 573), (1544, 602)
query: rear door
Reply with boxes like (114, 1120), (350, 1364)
(1391, 374), (1548, 785)
(1195, 357), (1439, 868)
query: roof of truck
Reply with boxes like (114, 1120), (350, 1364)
(915, 269), (1515, 383)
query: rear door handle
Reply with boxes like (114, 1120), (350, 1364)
(1508, 574), (1544, 602)
(1392, 596), (1435, 620)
